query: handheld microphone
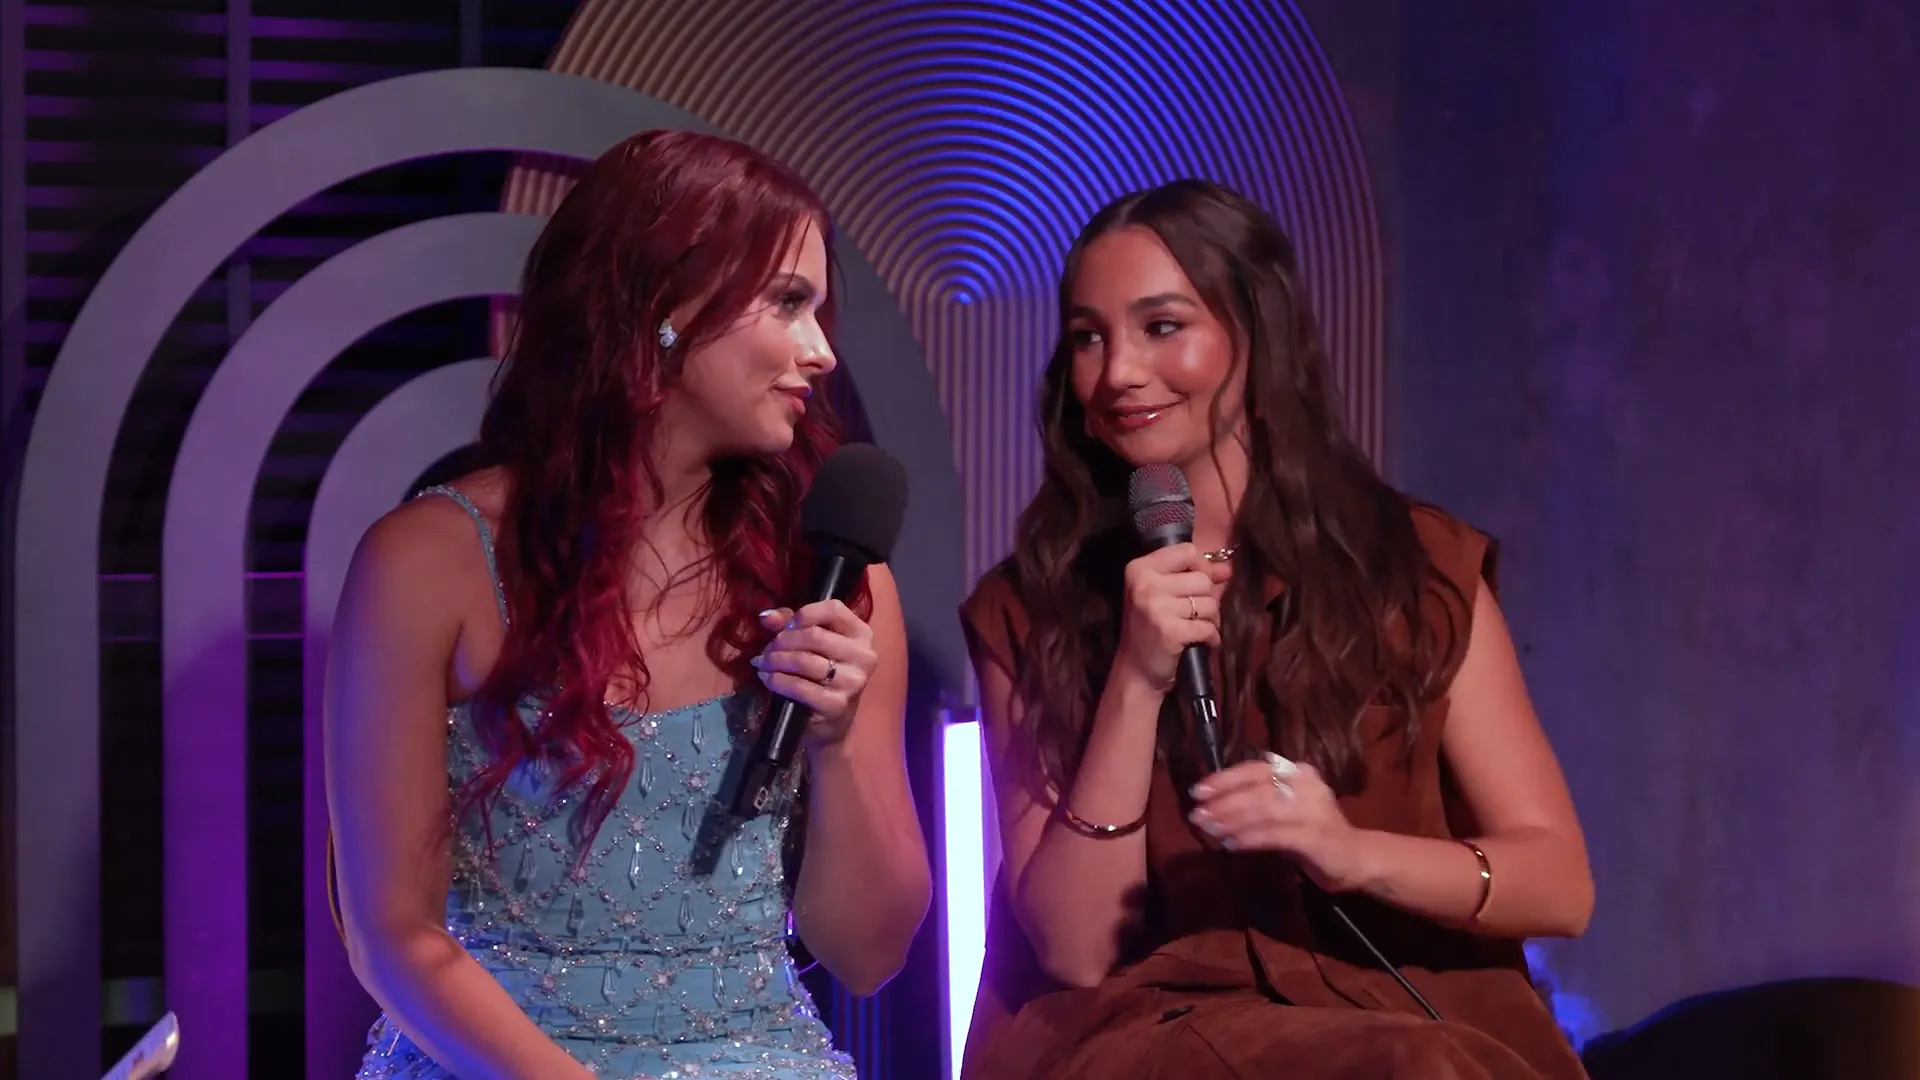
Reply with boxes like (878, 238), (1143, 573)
(1129, 467), (1443, 1023)
(1127, 464), (1225, 774)
(730, 443), (910, 817)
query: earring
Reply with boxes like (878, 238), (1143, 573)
(657, 320), (678, 350)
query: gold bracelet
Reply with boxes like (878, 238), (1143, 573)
(1461, 839), (1494, 923)
(1056, 804), (1148, 839)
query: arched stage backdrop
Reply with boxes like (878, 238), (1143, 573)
(8, 4), (1386, 1076)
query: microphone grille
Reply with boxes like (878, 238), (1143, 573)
(801, 444), (911, 563)
(1127, 464), (1195, 538)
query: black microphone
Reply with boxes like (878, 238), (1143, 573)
(1129, 467), (1443, 1023)
(1121, 465), (1443, 1014)
(1128, 464), (1225, 774)
(731, 443), (910, 817)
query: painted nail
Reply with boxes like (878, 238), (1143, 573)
(758, 609), (779, 619)
(1263, 751), (1299, 779)
(749, 655), (766, 670)
(1189, 783), (1212, 800)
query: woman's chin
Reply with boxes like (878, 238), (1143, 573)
(708, 425), (797, 462)
(1097, 428), (1188, 469)
(753, 423), (799, 456)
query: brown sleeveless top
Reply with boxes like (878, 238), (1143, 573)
(957, 505), (1588, 1079)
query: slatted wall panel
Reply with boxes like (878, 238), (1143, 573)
(24, 12), (233, 1074)
(8, 2), (580, 1075)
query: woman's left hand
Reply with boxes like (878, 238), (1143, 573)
(1188, 753), (1369, 893)
(751, 601), (877, 748)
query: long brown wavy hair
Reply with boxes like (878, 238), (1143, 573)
(1005, 179), (1467, 797)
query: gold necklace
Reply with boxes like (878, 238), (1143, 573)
(1202, 546), (1237, 564)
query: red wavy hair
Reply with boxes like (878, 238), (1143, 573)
(462, 130), (845, 847)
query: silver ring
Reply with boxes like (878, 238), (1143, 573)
(1187, 596), (1198, 620)
(1266, 753), (1298, 797)
(823, 659), (838, 685)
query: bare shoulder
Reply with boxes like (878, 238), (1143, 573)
(341, 467), (507, 627)
(432, 465), (510, 523)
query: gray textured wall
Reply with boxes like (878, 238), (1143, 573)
(1306, 0), (1920, 1038)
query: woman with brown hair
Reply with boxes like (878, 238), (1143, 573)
(960, 179), (1592, 1078)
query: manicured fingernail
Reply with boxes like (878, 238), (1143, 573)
(1263, 751), (1299, 778)
(749, 655), (766, 670)
(1189, 810), (1221, 836)
(1220, 837), (1238, 850)
(1189, 783), (1212, 800)
(759, 609), (779, 620)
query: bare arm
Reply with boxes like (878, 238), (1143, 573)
(979, 655), (1165, 988)
(781, 566), (933, 996)
(324, 506), (594, 1079)
(975, 546), (1227, 988)
(1345, 579), (1593, 937)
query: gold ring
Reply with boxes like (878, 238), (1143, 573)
(1188, 596), (1198, 620)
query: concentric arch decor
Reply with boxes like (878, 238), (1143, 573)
(10, 67), (966, 1080)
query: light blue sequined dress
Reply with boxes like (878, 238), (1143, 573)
(355, 487), (853, 1080)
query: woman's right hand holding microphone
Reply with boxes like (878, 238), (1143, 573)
(1115, 543), (1232, 693)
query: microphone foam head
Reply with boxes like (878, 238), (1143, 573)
(801, 443), (910, 564)
(1128, 464), (1195, 543)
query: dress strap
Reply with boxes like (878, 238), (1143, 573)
(415, 484), (510, 626)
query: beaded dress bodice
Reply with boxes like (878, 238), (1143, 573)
(354, 487), (852, 1080)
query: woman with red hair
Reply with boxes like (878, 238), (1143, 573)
(326, 130), (931, 1079)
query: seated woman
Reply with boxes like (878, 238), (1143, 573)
(959, 179), (1593, 1079)
(326, 130), (931, 1079)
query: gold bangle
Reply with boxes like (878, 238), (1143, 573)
(1461, 839), (1493, 923)
(1057, 804), (1148, 839)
